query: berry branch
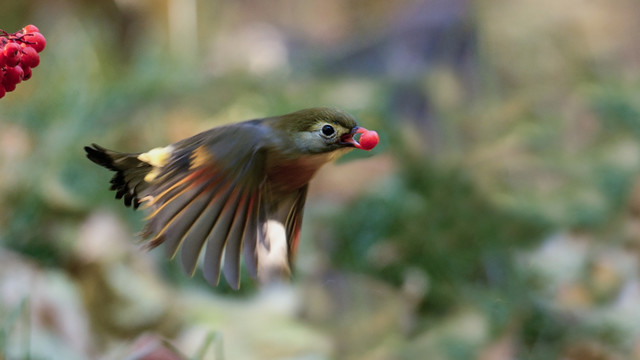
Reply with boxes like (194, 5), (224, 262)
(0, 24), (46, 99)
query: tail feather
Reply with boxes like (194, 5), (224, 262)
(85, 143), (152, 209)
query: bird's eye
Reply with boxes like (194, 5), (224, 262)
(321, 124), (335, 136)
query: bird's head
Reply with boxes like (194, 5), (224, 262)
(270, 107), (379, 155)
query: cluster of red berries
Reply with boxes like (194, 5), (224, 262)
(0, 25), (46, 99)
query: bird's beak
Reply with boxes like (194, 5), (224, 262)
(340, 126), (379, 151)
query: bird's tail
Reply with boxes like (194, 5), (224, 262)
(84, 143), (152, 209)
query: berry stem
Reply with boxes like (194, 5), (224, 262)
(0, 31), (35, 45)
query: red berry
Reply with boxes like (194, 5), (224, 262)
(3, 80), (16, 92)
(0, 85), (5, 99)
(3, 65), (23, 88)
(4, 42), (22, 66)
(21, 66), (32, 81)
(15, 65), (24, 81)
(22, 24), (40, 34)
(358, 130), (379, 151)
(20, 46), (39, 68)
(23, 32), (46, 52)
(3, 41), (19, 55)
(0, 51), (6, 68)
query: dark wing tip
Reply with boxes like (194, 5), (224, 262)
(84, 143), (117, 170)
(85, 143), (149, 209)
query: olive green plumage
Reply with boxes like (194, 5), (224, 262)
(269, 107), (358, 134)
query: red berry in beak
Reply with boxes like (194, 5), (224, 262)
(341, 126), (379, 151)
(356, 128), (379, 150)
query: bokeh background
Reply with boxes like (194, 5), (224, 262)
(2, 0), (640, 359)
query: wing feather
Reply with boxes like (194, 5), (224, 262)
(285, 185), (308, 264)
(142, 171), (224, 249)
(181, 185), (238, 276)
(201, 187), (243, 287)
(153, 180), (225, 259)
(242, 192), (260, 279)
(218, 191), (253, 289)
(162, 179), (229, 259)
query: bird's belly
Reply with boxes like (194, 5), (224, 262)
(266, 153), (332, 193)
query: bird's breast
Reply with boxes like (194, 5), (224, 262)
(265, 152), (334, 194)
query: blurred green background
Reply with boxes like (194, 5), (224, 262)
(2, 0), (640, 359)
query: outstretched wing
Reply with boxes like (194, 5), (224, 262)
(140, 122), (269, 289)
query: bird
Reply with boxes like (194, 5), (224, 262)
(84, 107), (379, 290)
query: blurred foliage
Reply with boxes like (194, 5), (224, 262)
(331, 157), (549, 315)
(2, 0), (640, 359)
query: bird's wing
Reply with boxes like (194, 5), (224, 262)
(140, 122), (268, 290)
(285, 184), (307, 265)
(255, 183), (308, 283)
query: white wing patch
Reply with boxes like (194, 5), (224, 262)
(257, 219), (291, 283)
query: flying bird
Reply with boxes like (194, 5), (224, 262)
(85, 107), (379, 289)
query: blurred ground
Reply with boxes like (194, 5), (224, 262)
(2, 0), (640, 359)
